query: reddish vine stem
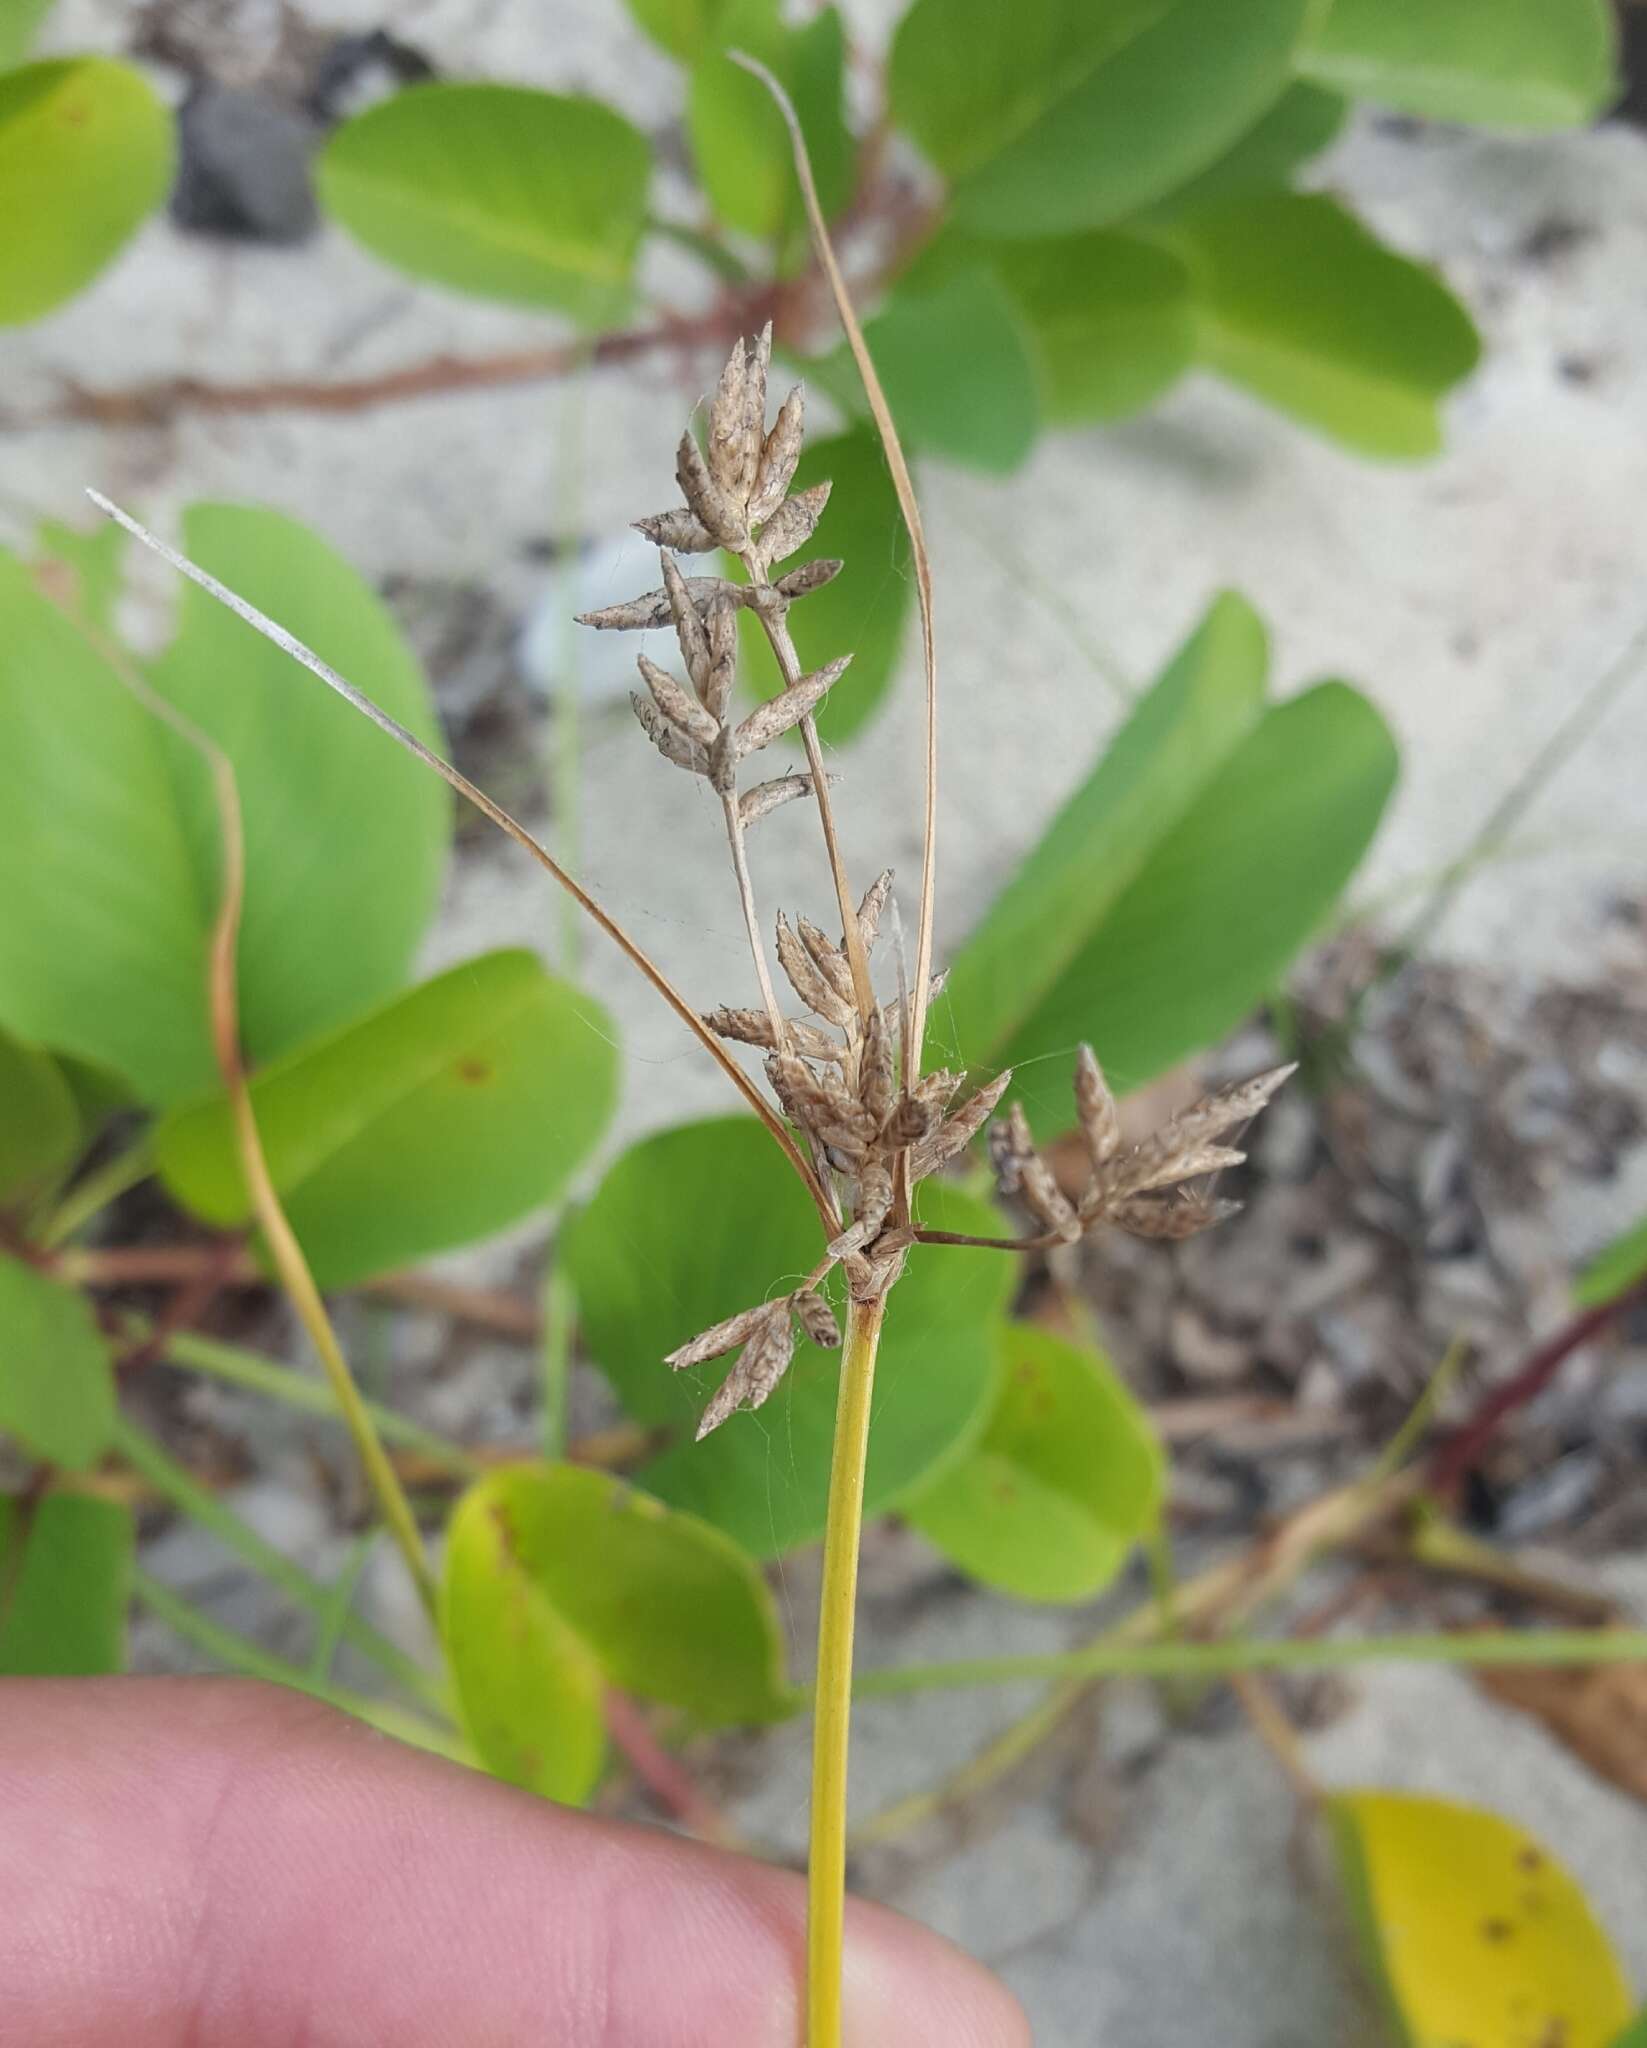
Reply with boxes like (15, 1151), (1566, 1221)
(1431, 1278), (1647, 1495)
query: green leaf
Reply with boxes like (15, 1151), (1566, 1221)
(566, 1118), (1014, 1556)
(623, 0), (745, 62)
(0, 1253), (115, 1468)
(317, 84), (651, 324)
(149, 503), (450, 1071)
(0, 1494), (131, 1675)
(734, 427), (910, 743)
(1303, 0), (1618, 130)
(1328, 1790), (1633, 2047)
(154, 950), (619, 1290)
(1607, 2016), (1647, 2048)
(0, 1029), (79, 1199)
(33, 514), (125, 634)
(928, 230), (1196, 425)
(443, 1462), (791, 1804)
(0, 0), (56, 69)
(0, 58), (173, 325)
(1573, 1215), (1647, 1310)
(945, 595), (1398, 1129)
(814, 269), (1041, 471)
(889, 0), (1308, 240)
(1164, 192), (1482, 458)
(0, 507), (448, 1107)
(1142, 79), (1348, 221)
(904, 1323), (1163, 1602)
(687, 4), (851, 261)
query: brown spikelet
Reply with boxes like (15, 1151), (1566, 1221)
(703, 1006), (842, 1062)
(1074, 1044), (1120, 1170)
(666, 1299), (778, 1369)
(734, 654), (852, 758)
(702, 593), (737, 723)
(676, 429), (747, 551)
(660, 552), (710, 693)
(637, 653), (717, 748)
(766, 1051), (872, 1158)
(859, 1006), (896, 1127)
(750, 384), (804, 525)
(776, 913), (853, 1025)
(773, 557), (843, 603)
(792, 1287), (841, 1349)
(740, 773), (820, 828)
(630, 692), (708, 775)
(855, 1158), (894, 1236)
(797, 916), (854, 1008)
(633, 508), (715, 553)
(855, 869), (893, 956)
(696, 1307), (795, 1439)
(1110, 1193), (1243, 1242)
(707, 336), (756, 500)
(577, 575), (750, 633)
(910, 1066), (1011, 1180)
(758, 480), (831, 569)
(1110, 1140), (1247, 1201)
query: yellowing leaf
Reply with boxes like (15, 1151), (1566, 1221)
(1327, 1790), (1633, 2048)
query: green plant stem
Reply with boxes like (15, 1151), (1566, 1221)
(130, 1564), (461, 1755)
(807, 1293), (885, 2048)
(36, 1133), (154, 1249)
(151, 1323), (477, 1476)
(111, 1413), (444, 1711)
(853, 1626), (1647, 1698)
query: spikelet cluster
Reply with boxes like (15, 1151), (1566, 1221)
(580, 331), (1294, 1438)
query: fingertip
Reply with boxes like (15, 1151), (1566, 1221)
(842, 1894), (1033, 2048)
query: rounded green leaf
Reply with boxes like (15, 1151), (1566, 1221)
(150, 503), (451, 1070)
(1142, 79), (1348, 221)
(890, 0), (1308, 240)
(0, 1494), (131, 1675)
(0, 58), (173, 325)
(0, 1254), (115, 1469)
(1165, 192), (1483, 458)
(903, 1323), (1163, 1603)
(816, 269), (1041, 471)
(1303, 0), (1618, 130)
(0, 1029), (79, 1199)
(1328, 1790), (1633, 2047)
(735, 427), (911, 742)
(317, 84), (650, 323)
(1608, 2016), (1647, 2048)
(623, 0), (743, 62)
(567, 1118), (1015, 1556)
(443, 1462), (791, 1803)
(154, 950), (619, 1289)
(945, 594), (1399, 1131)
(687, 4), (851, 261)
(33, 514), (125, 635)
(984, 231), (1195, 424)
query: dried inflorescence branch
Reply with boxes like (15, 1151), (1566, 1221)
(581, 328), (1295, 1438)
(988, 1046), (1298, 1248)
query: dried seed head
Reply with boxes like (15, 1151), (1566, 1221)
(636, 652), (717, 749)
(677, 429), (748, 552)
(758, 480), (832, 569)
(660, 552), (711, 695)
(696, 1306), (795, 1439)
(792, 1287), (841, 1350)
(630, 692), (708, 775)
(911, 1067), (1012, 1180)
(750, 384), (804, 525)
(708, 334), (762, 502)
(766, 1050), (872, 1159)
(734, 654), (852, 758)
(704, 1006), (842, 1062)
(776, 912), (854, 1026)
(855, 1157), (894, 1238)
(633, 507), (715, 554)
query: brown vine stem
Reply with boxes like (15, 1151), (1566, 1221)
(86, 491), (836, 1233)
